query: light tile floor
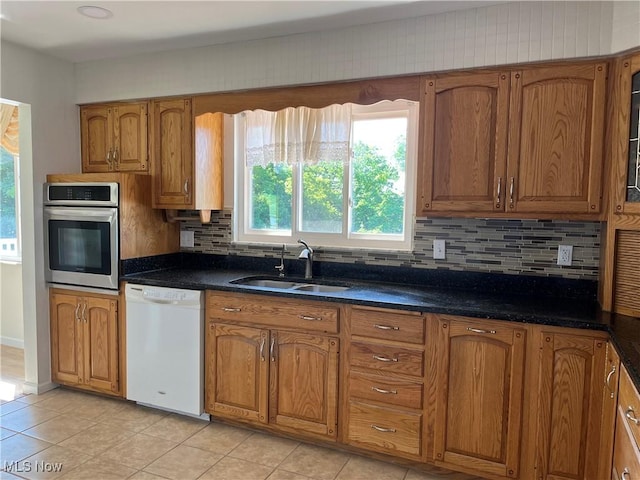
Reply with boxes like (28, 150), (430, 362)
(0, 388), (481, 480)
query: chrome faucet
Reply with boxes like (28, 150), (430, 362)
(275, 244), (286, 277)
(297, 239), (314, 279)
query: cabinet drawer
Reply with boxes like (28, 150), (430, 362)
(613, 405), (640, 480)
(350, 308), (424, 344)
(349, 371), (422, 409)
(347, 401), (422, 458)
(207, 291), (338, 333)
(350, 342), (423, 377)
(620, 367), (640, 451)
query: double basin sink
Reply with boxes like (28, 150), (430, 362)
(232, 276), (351, 293)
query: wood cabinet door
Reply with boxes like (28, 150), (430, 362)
(207, 323), (269, 423)
(419, 72), (509, 214)
(535, 332), (607, 480)
(269, 331), (338, 439)
(80, 105), (112, 173)
(151, 98), (193, 208)
(433, 317), (526, 478)
(50, 292), (83, 384)
(612, 54), (640, 215)
(598, 343), (621, 480)
(507, 63), (606, 214)
(82, 296), (119, 393)
(113, 103), (148, 172)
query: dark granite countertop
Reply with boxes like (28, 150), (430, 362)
(121, 253), (640, 392)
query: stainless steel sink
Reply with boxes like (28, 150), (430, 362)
(293, 284), (349, 293)
(238, 279), (300, 289)
(232, 277), (350, 293)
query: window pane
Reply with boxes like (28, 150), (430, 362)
(351, 117), (406, 235)
(249, 164), (292, 231)
(0, 147), (17, 246)
(301, 162), (344, 233)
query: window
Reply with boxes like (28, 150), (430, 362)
(235, 100), (417, 250)
(0, 102), (20, 261)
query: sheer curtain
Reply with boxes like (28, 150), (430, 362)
(244, 104), (352, 167)
(0, 104), (19, 155)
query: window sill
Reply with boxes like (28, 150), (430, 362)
(0, 258), (22, 265)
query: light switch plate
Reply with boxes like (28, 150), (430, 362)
(180, 230), (195, 248)
(433, 239), (446, 260)
(557, 245), (573, 266)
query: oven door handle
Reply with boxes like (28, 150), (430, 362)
(44, 206), (118, 222)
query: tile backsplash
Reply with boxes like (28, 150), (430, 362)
(180, 211), (601, 281)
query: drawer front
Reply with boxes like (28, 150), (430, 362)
(207, 291), (339, 333)
(347, 401), (422, 458)
(619, 367), (640, 451)
(349, 371), (423, 409)
(350, 308), (424, 344)
(613, 405), (640, 480)
(350, 342), (424, 377)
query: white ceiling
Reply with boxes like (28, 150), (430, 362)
(0, 1), (501, 63)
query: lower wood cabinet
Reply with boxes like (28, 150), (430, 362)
(612, 366), (640, 480)
(431, 315), (526, 479)
(205, 292), (339, 441)
(198, 290), (627, 480)
(344, 306), (426, 461)
(49, 288), (120, 396)
(530, 330), (610, 480)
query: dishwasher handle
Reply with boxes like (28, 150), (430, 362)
(140, 298), (177, 305)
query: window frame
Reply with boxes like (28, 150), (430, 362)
(234, 100), (418, 251)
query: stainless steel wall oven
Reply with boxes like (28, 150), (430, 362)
(44, 182), (119, 290)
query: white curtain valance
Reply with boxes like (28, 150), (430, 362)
(245, 103), (352, 167)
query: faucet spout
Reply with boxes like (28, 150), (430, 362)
(297, 239), (314, 279)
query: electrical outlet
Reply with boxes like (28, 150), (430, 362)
(433, 239), (446, 260)
(180, 230), (195, 248)
(557, 245), (573, 266)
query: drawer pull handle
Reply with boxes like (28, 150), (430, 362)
(222, 307), (241, 313)
(372, 387), (397, 395)
(373, 355), (398, 363)
(621, 468), (630, 480)
(259, 337), (266, 362)
(371, 424), (396, 433)
(299, 315), (323, 321)
(605, 364), (617, 399)
(374, 324), (399, 331)
(626, 407), (640, 425)
(467, 327), (496, 334)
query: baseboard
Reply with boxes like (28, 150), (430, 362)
(22, 381), (57, 395)
(0, 336), (24, 349)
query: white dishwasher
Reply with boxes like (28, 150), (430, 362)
(125, 284), (207, 418)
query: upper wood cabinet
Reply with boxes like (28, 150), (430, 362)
(50, 289), (120, 396)
(432, 315), (526, 479)
(150, 98), (223, 219)
(419, 72), (510, 214)
(419, 62), (607, 217)
(611, 53), (640, 215)
(508, 63), (606, 215)
(80, 103), (148, 173)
